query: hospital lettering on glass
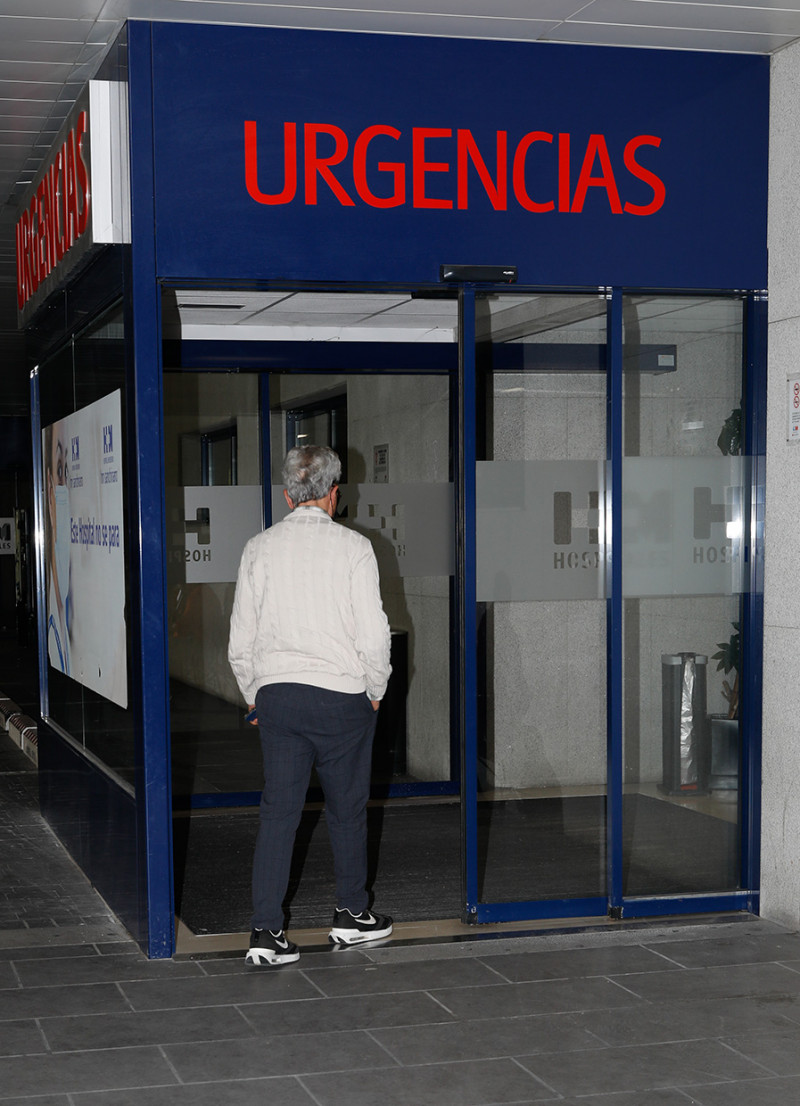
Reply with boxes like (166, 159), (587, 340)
(15, 112), (90, 312)
(244, 121), (666, 216)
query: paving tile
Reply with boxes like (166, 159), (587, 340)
(301, 1056), (556, 1105)
(241, 989), (453, 1036)
(0, 1098), (70, 1106)
(371, 1011), (603, 1064)
(519, 1038), (772, 1097)
(120, 966), (320, 1010)
(572, 993), (799, 1046)
(42, 1005), (255, 1052)
(0, 960), (17, 989)
(0, 1047), (178, 1097)
(0, 1019), (48, 1056)
(688, 1076), (800, 1105)
(482, 944), (682, 982)
(14, 952), (205, 988)
(164, 1029), (395, 1082)
(70, 1080), (317, 1106)
(301, 957), (510, 998)
(0, 943), (102, 962)
(609, 962), (800, 1004)
(95, 942), (141, 956)
(430, 975), (644, 1019)
(645, 932), (800, 968)
(0, 982), (132, 1020)
(723, 1025), (800, 1076)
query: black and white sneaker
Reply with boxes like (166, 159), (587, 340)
(329, 908), (393, 946)
(245, 928), (300, 966)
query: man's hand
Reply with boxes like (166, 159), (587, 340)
(371, 700), (380, 712)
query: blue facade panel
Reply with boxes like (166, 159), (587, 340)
(147, 22), (768, 289)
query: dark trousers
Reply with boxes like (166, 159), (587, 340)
(251, 682), (377, 932)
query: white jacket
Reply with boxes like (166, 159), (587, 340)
(228, 506), (392, 704)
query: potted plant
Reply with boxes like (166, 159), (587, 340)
(709, 622), (740, 791)
(711, 621), (740, 720)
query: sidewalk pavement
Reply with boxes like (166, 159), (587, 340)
(3, 732), (800, 1105)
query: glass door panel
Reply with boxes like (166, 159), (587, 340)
(621, 295), (745, 897)
(164, 287), (458, 806)
(474, 292), (609, 906)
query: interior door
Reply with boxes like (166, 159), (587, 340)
(463, 289), (611, 922)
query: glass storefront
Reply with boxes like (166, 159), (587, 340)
(162, 285), (758, 933)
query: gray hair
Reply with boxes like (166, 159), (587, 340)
(282, 445), (342, 505)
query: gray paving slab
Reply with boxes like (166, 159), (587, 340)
(688, 1075), (800, 1105)
(0, 1047), (178, 1098)
(518, 1038), (772, 1096)
(69, 1079), (319, 1105)
(163, 1029), (396, 1081)
(370, 1010), (603, 1064)
(608, 961), (800, 1003)
(480, 942), (685, 982)
(239, 988), (454, 1035)
(300, 1056), (558, 1105)
(300, 955), (505, 997)
(0, 1018), (48, 1056)
(118, 966), (321, 1011)
(41, 1004), (256, 1052)
(570, 993), (800, 1046)
(0, 981), (133, 1020)
(13, 951), (204, 988)
(722, 1024), (800, 1076)
(430, 974), (644, 1019)
(644, 931), (800, 967)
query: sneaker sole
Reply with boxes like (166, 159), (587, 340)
(328, 925), (393, 946)
(245, 947), (300, 966)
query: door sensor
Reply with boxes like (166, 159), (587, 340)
(440, 264), (518, 283)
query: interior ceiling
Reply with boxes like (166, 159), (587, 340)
(2, 1), (797, 415)
(166, 288), (740, 341)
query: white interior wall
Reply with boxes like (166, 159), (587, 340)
(761, 43), (800, 928)
(163, 373), (258, 704)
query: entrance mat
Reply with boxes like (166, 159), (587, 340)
(174, 794), (737, 935)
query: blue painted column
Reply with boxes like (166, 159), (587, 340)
(127, 21), (174, 957)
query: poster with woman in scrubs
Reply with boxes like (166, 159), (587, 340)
(44, 417), (71, 677)
(42, 391), (128, 709)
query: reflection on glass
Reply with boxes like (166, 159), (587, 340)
(622, 296), (744, 897)
(164, 373), (262, 797)
(475, 293), (608, 904)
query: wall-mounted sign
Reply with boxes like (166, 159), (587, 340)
(15, 81), (130, 325)
(788, 374), (800, 440)
(373, 444), (389, 483)
(0, 519), (14, 556)
(147, 22), (768, 289)
(42, 391), (128, 708)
